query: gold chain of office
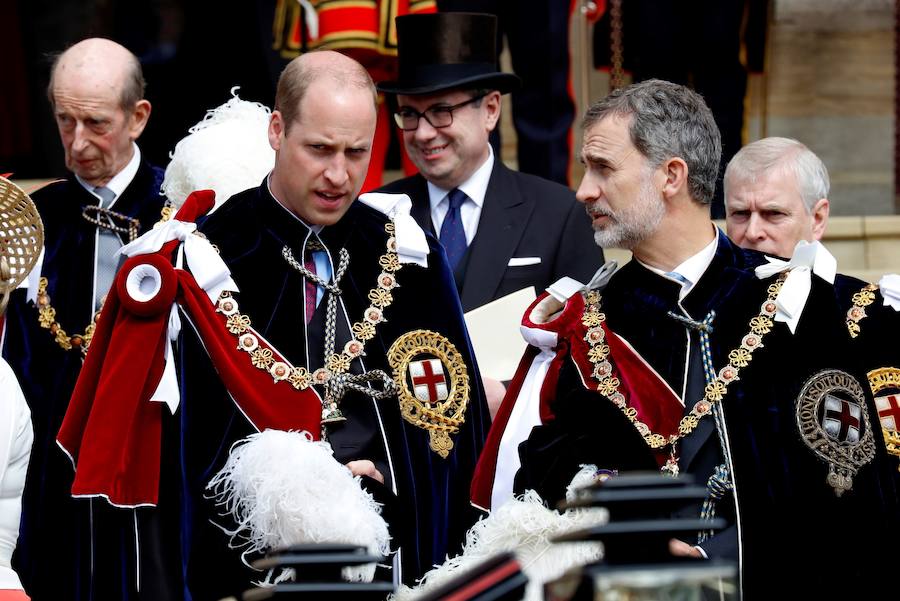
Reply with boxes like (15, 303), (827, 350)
(217, 222), (402, 403)
(580, 273), (786, 450)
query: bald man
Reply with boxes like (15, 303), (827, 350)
(59, 51), (489, 598)
(1, 38), (168, 600)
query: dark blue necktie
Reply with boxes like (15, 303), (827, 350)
(439, 188), (468, 270)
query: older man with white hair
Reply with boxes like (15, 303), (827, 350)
(1, 38), (168, 601)
(725, 136), (900, 475)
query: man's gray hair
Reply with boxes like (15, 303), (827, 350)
(583, 79), (722, 204)
(724, 137), (829, 213)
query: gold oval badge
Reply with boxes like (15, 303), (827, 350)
(868, 366), (900, 471)
(388, 330), (470, 458)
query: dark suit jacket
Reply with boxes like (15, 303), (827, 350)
(378, 160), (603, 311)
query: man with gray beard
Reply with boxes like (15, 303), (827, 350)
(473, 79), (897, 598)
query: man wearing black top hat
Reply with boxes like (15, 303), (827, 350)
(377, 12), (602, 314)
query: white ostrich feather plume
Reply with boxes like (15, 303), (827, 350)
(391, 465), (607, 601)
(162, 87), (274, 210)
(206, 429), (390, 583)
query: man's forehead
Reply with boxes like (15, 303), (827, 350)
(727, 170), (804, 207)
(54, 66), (124, 107)
(581, 116), (635, 159)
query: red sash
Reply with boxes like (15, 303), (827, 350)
(470, 290), (684, 509)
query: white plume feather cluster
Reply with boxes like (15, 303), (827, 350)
(162, 88), (274, 210)
(391, 465), (607, 601)
(206, 429), (391, 583)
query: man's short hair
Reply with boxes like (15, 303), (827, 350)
(583, 79), (722, 205)
(275, 52), (377, 133)
(724, 137), (830, 213)
(46, 48), (146, 112)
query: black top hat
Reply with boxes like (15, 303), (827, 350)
(377, 12), (520, 96)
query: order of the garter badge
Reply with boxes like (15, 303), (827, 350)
(867, 366), (900, 471)
(796, 369), (876, 496)
(388, 330), (469, 458)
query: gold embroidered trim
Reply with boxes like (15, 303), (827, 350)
(36, 277), (99, 356)
(218, 221), (401, 392)
(582, 274), (786, 451)
(846, 283), (878, 338)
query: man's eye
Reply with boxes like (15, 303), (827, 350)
(398, 110), (418, 119)
(429, 107), (452, 117)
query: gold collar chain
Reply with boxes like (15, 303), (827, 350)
(36, 276), (98, 356)
(846, 283), (878, 338)
(217, 222), (402, 420)
(581, 274), (786, 451)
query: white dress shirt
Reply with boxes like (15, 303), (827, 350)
(426, 145), (494, 244)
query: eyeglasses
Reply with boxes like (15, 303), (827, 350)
(393, 95), (486, 131)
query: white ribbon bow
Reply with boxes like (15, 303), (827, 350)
(754, 240), (837, 334)
(116, 218), (239, 414)
(117, 218), (239, 303)
(879, 273), (900, 311)
(358, 192), (429, 267)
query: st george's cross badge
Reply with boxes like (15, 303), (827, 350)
(388, 330), (469, 458)
(796, 369), (876, 496)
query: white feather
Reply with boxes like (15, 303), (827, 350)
(391, 465), (607, 601)
(162, 88), (275, 211)
(206, 429), (391, 583)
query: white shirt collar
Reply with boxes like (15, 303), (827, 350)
(641, 226), (719, 298)
(426, 144), (494, 210)
(76, 142), (142, 206)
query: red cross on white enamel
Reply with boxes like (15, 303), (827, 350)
(823, 395), (861, 442)
(876, 394), (900, 430)
(410, 358), (448, 404)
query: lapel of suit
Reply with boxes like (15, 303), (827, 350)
(407, 175), (435, 236)
(459, 161), (535, 310)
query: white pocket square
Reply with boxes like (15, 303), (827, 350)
(508, 257), (541, 267)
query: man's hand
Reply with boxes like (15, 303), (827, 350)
(346, 459), (385, 484)
(669, 538), (703, 558)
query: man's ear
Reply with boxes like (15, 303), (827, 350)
(483, 91), (502, 133)
(128, 99), (151, 140)
(268, 111), (284, 151)
(660, 156), (689, 201)
(810, 197), (830, 241)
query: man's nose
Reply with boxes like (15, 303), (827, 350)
(413, 116), (438, 142)
(575, 172), (598, 205)
(324, 154), (349, 186)
(71, 123), (90, 152)
(745, 213), (766, 240)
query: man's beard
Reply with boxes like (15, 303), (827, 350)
(588, 174), (665, 250)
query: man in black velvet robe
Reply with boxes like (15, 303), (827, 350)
(725, 137), (900, 473)
(509, 80), (898, 598)
(0, 39), (166, 601)
(168, 51), (489, 599)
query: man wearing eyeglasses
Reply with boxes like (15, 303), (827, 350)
(377, 12), (602, 314)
